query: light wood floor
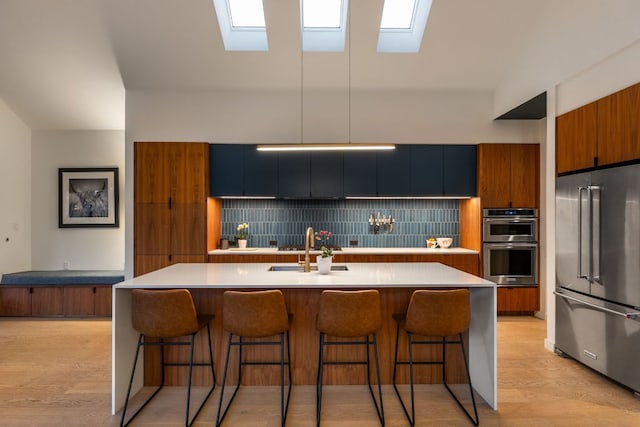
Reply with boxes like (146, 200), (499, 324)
(1, 317), (639, 426)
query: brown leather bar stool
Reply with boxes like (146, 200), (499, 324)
(392, 289), (479, 426)
(120, 289), (216, 427)
(216, 290), (292, 427)
(316, 289), (385, 426)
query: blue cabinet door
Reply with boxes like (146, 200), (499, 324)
(410, 145), (444, 195)
(377, 145), (412, 196)
(311, 152), (343, 198)
(244, 146), (278, 196)
(443, 145), (477, 196)
(278, 152), (310, 198)
(344, 152), (377, 197)
(210, 144), (243, 196)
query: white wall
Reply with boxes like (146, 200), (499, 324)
(0, 99), (31, 276)
(31, 130), (125, 270)
(493, 0), (640, 118)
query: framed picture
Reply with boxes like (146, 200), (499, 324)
(59, 167), (119, 228)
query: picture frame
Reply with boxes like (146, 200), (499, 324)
(58, 167), (119, 228)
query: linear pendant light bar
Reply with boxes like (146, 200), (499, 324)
(256, 143), (395, 152)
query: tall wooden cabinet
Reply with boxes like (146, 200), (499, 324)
(477, 143), (540, 314)
(557, 82), (640, 175)
(134, 142), (209, 276)
(477, 143), (539, 208)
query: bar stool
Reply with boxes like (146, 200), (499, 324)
(216, 290), (291, 427)
(120, 289), (216, 427)
(316, 289), (384, 426)
(392, 289), (479, 426)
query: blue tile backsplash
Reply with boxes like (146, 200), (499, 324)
(220, 199), (460, 248)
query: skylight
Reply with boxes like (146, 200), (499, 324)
(228, 0), (266, 28)
(377, 0), (432, 53)
(302, 0), (342, 28)
(380, 0), (416, 29)
(213, 0), (268, 51)
(301, 0), (348, 52)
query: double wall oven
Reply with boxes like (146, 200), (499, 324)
(482, 208), (538, 286)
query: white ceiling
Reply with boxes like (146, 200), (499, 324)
(0, 0), (634, 130)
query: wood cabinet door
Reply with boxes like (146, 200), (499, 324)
(63, 287), (95, 316)
(94, 287), (112, 316)
(171, 143), (208, 204)
(135, 255), (172, 276)
(597, 82), (640, 166)
(31, 288), (64, 316)
(134, 203), (171, 255)
(477, 144), (511, 208)
(510, 144), (539, 208)
(171, 203), (207, 255)
(0, 287), (32, 316)
(556, 103), (597, 174)
(135, 142), (171, 203)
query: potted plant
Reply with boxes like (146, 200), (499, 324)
(315, 230), (333, 274)
(235, 222), (249, 248)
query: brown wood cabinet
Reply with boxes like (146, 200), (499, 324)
(477, 143), (540, 314)
(477, 143), (539, 209)
(0, 285), (112, 317)
(556, 82), (640, 174)
(134, 142), (209, 276)
(556, 102), (597, 174)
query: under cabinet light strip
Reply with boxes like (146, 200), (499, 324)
(256, 143), (395, 152)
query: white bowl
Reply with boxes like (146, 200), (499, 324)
(436, 237), (453, 248)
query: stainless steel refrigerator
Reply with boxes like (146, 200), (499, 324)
(556, 163), (640, 393)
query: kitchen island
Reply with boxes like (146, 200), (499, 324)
(112, 262), (496, 414)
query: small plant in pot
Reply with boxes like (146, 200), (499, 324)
(315, 230), (333, 274)
(235, 222), (249, 248)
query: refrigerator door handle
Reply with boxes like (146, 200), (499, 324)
(577, 186), (588, 279)
(555, 290), (640, 319)
(588, 185), (602, 284)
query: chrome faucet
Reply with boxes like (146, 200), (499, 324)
(304, 226), (314, 272)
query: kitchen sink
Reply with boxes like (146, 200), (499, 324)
(268, 265), (349, 272)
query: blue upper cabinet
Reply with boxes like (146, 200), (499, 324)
(278, 152), (311, 198)
(311, 152), (343, 198)
(244, 146), (278, 196)
(410, 145), (444, 195)
(443, 145), (477, 196)
(377, 145), (412, 196)
(344, 152), (377, 197)
(211, 144), (476, 198)
(210, 144), (244, 196)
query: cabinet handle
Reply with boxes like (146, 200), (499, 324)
(168, 197), (172, 209)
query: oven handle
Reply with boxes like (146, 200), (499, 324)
(484, 242), (537, 249)
(482, 218), (537, 223)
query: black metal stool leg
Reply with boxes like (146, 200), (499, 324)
(442, 334), (479, 426)
(216, 333), (241, 426)
(371, 333), (385, 426)
(120, 335), (166, 427)
(316, 332), (325, 427)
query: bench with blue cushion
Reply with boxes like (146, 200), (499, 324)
(0, 270), (124, 317)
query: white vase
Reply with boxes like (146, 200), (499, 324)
(317, 255), (332, 274)
(237, 239), (247, 249)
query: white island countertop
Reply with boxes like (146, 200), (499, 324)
(208, 247), (478, 256)
(115, 262), (493, 290)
